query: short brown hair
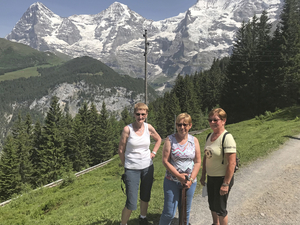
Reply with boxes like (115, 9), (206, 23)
(134, 102), (148, 113)
(176, 113), (192, 124)
(208, 108), (227, 120)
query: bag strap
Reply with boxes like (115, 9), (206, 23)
(206, 132), (230, 165)
(121, 174), (126, 195)
(206, 133), (211, 141)
(221, 132), (230, 164)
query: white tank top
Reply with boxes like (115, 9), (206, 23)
(125, 122), (152, 169)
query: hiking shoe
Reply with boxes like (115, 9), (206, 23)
(139, 216), (148, 225)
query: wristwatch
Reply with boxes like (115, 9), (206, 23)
(190, 177), (196, 183)
(222, 183), (229, 186)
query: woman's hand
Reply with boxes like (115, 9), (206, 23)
(220, 185), (229, 195)
(185, 180), (193, 189)
(150, 152), (156, 159)
(200, 175), (206, 186)
(178, 173), (189, 186)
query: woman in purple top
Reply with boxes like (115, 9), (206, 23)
(159, 113), (201, 225)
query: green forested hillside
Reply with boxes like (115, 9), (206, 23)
(0, 56), (157, 112)
(0, 38), (67, 75)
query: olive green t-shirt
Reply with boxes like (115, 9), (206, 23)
(204, 130), (236, 176)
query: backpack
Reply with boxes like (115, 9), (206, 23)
(206, 132), (240, 172)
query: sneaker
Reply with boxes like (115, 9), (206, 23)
(139, 216), (148, 225)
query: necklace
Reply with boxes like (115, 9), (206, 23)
(133, 124), (144, 134)
(137, 127), (144, 133)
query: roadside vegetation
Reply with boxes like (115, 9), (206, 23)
(0, 106), (299, 225)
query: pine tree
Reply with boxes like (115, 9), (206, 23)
(155, 102), (167, 138)
(8, 114), (34, 188)
(147, 103), (158, 131)
(18, 114), (34, 186)
(37, 96), (68, 185)
(31, 120), (42, 187)
(68, 114), (90, 171)
(120, 107), (134, 127)
(98, 101), (114, 162)
(66, 102), (91, 170)
(173, 75), (188, 112)
(109, 114), (121, 155)
(222, 13), (274, 122)
(0, 136), (21, 201)
(275, 0), (300, 106)
(164, 92), (181, 134)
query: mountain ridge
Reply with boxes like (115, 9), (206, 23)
(6, 0), (283, 88)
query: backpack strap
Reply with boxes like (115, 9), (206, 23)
(221, 132), (230, 164)
(206, 133), (211, 141)
(206, 132), (229, 165)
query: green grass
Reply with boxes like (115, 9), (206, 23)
(0, 67), (40, 82)
(0, 106), (300, 224)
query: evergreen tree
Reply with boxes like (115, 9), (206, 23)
(222, 13), (274, 122)
(87, 103), (99, 164)
(155, 102), (167, 138)
(147, 103), (158, 131)
(164, 92), (181, 134)
(68, 114), (90, 171)
(120, 107), (134, 127)
(255, 11), (275, 110)
(173, 75), (188, 112)
(67, 102), (91, 170)
(109, 114), (121, 155)
(17, 114), (34, 186)
(37, 96), (68, 185)
(275, 0), (300, 106)
(31, 120), (42, 186)
(98, 102), (114, 162)
(0, 136), (21, 201)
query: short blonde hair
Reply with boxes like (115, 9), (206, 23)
(134, 102), (148, 113)
(176, 113), (192, 124)
(208, 108), (227, 120)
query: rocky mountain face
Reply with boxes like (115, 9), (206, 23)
(6, 0), (283, 89)
(28, 81), (144, 118)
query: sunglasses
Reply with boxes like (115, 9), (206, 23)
(176, 123), (189, 127)
(135, 113), (146, 116)
(207, 119), (221, 123)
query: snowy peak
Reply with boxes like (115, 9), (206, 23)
(6, 0), (284, 88)
(194, 0), (228, 9)
(26, 2), (60, 22)
(97, 1), (143, 21)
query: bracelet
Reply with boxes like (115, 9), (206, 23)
(222, 183), (229, 186)
(152, 151), (156, 155)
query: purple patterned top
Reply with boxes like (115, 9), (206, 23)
(165, 134), (196, 182)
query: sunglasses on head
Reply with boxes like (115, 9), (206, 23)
(207, 119), (221, 123)
(135, 113), (146, 116)
(176, 123), (188, 127)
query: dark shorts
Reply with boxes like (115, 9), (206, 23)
(124, 164), (154, 210)
(207, 175), (234, 217)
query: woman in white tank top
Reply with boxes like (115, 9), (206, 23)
(118, 103), (161, 225)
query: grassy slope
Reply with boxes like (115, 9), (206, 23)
(0, 67), (39, 82)
(0, 106), (299, 225)
(0, 38), (67, 81)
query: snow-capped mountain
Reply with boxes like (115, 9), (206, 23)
(6, 0), (283, 88)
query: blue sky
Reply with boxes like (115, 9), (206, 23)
(0, 0), (197, 38)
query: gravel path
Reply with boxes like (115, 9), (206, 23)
(188, 134), (300, 225)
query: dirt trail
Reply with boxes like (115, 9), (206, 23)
(188, 134), (300, 225)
